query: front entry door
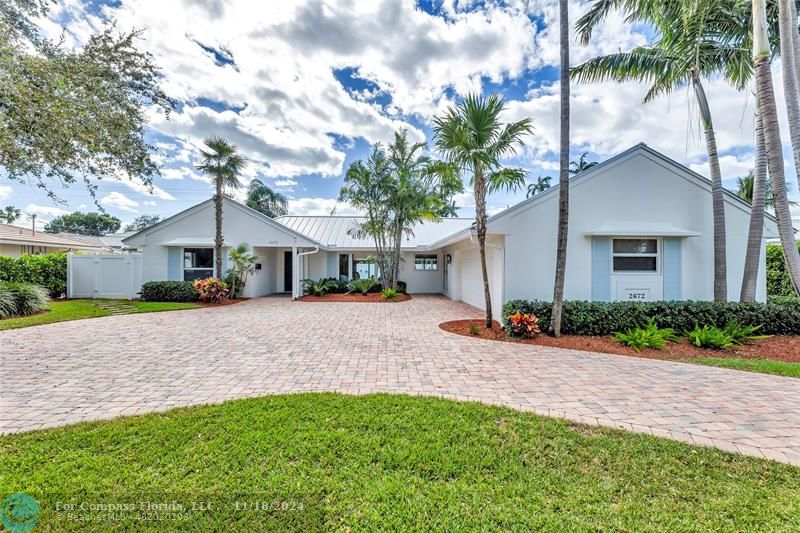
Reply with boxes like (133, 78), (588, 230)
(283, 251), (293, 292)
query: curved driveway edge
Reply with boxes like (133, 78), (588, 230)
(2, 295), (800, 466)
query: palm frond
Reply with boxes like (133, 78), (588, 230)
(486, 168), (527, 194)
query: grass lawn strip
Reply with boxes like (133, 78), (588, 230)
(1, 393), (798, 530)
(692, 357), (800, 378)
(0, 299), (199, 331)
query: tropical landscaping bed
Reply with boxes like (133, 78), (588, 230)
(1, 393), (798, 530)
(299, 293), (411, 303)
(440, 319), (800, 377)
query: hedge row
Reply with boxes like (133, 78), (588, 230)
(502, 298), (800, 336)
(140, 281), (199, 302)
(0, 253), (67, 298)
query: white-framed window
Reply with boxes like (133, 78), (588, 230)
(352, 256), (378, 279)
(414, 254), (438, 271)
(183, 247), (214, 281)
(612, 239), (658, 273)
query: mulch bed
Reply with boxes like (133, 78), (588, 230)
(199, 298), (250, 308)
(439, 319), (800, 363)
(299, 293), (412, 303)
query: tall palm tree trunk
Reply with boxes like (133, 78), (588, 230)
(741, 112), (768, 301)
(214, 177), (223, 279)
(780, 0), (800, 196)
(551, 0), (570, 337)
(753, 0), (800, 295)
(692, 73), (728, 301)
(474, 166), (493, 328)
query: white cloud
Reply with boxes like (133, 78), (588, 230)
(287, 197), (359, 216)
(23, 203), (71, 229)
(0, 185), (12, 201)
(100, 192), (140, 213)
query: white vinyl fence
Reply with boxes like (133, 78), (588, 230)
(67, 252), (143, 299)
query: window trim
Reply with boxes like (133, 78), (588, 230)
(611, 238), (660, 275)
(182, 247), (214, 281)
(351, 255), (379, 279)
(414, 254), (439, 272)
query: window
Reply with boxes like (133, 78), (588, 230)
(414, 254), (438, 271)
(352, 256), (378, 279)
(339, 254), (350, 281)
(612, 239), (658, 272)
(183, 248), (213, 281)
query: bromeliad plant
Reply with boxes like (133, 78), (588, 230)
(506, 311), (541, 339)
(193, 277), (229, 304)
(613, 319), (680, 352)
(381, 288), (399, 301)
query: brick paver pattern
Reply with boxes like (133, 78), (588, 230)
(3, 295), (800, 465)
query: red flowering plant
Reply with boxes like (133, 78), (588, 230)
(506, 311), (541, 339)
(193, 277), (230, 303)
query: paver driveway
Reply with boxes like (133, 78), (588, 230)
(3, 295), (800, 465)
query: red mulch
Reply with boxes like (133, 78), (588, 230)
(198, 298), (250, 308)
(439, 319), (800, 363)
(299, 293), (412, 303)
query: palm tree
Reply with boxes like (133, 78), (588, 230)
(526, 176), (552, 198)
(1, 206), (22, 224)
(569, 153), (597, 175)
(245, 179), (288, 218)
(573, 1), (743, 301)
(736, 169), (796, 207)
(753, 0), (800, 294)
(551, 0), (571, 337)
(195, 136), (247, 279)
(741, 114), (768, 301)
(777, 0), (800, 196)
(433, 93), (533, 328)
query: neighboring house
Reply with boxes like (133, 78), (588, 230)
(123, 143), (778, 306)
(57, 231), (140, 253)
(0, 224), (104, 257)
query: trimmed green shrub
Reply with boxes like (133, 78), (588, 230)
(502, 299), (800, 336)
(0, 281), (49, 318)
(613, 319), (679, 352)
(140, 281), (198, 302)
(766, 243), (798, 299)
(0, 253), (67, 298)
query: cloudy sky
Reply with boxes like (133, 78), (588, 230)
(3, 0), (797, 229)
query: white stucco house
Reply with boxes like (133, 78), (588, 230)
(123, 143), (778, 307)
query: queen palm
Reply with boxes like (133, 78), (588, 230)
(245, 179), (288, 218)
(753, 0), (800, 295)
(434, 93), (533, 328)
(195, 136), (247, 279)
(1, 206), (21, 224)
(551, 0), (571, 337)
(572, 1), (751, 302)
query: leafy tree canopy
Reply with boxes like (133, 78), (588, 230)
(124, 214), (163, 232)
(44, 212), (121, 236)
(0, 0), (173, 202)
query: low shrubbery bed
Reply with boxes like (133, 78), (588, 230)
(140, 281), (199, 302)
(502, 299), (800, 336)
(0, 253), (67, 298)
(0, 281), (49, 319)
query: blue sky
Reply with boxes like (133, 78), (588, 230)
(3, 0), (796, 229)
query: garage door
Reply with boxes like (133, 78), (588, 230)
(460, 250), (485, 310)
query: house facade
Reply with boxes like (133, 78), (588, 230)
(123, 144), (778, 306)
(0, 225), (104, 257)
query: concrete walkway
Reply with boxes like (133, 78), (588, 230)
(2, 295), (800, 465)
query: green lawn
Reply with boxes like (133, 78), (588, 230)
(0, 299), (199, 330)
(1, 394), (798, 531)
(690, 357), (800, 378)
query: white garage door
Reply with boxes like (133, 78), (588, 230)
(460, 250), (485, 310)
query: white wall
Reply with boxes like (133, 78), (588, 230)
(397, 251), (444, 293)
(443, 237), (504, 312)
(492, 150), (770, 303)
